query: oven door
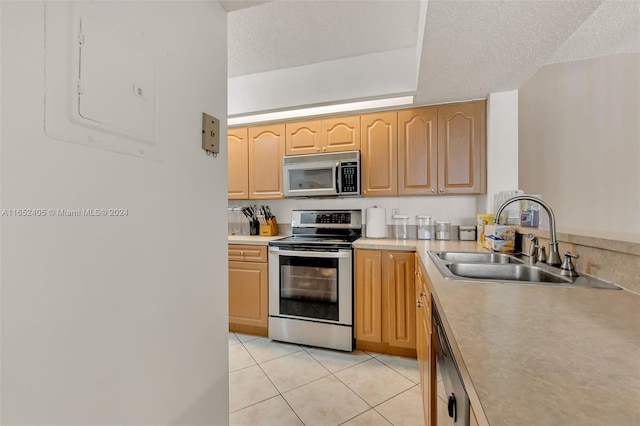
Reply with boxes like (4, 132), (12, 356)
(268, 247), (352, 326)
(283, 161), (339, 197)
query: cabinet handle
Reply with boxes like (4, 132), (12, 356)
(416, 299), (424, 308)
(419, 291), (427, 298)
(240, 251), (244, 255)
(440, 187), (445, 193)
(316, 147), (320, 151)
(322, 147), (326, 151)
(389, 254), (394, 259)
(431, 188), (436, 193)
(415, 271), (419, 277)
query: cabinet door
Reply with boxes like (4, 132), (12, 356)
(285, 120), (321, 155)
(248, 124), (285, 199)
(384, 251), (415, 349)
(361, 112), (398, 197)
(228, 127), (249, 200)
(437, 101), (486, 194)
(355, 249), (383, 344)
(416, 258), (435, 426)
(321, 115), (361, 153)
(228, 261), (268, 328)
(398, 107), (438, 196)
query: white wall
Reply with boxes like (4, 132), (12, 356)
(229, 48), (417, 115)
(519, 53), (640, 235)
(1, 2), (229, 424)
(485, 90), (519, 213)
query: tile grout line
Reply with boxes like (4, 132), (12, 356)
(231, 333), (422, 425)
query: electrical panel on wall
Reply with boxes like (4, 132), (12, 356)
(44, 2), (162, 160)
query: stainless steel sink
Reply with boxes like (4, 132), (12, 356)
(446, 263), (571, 284)
(435, 251), (524, 264)
(428, 251), (620, 289)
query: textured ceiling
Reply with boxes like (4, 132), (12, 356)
(228, 0), (420, 77)
(226, 0), (640, 113)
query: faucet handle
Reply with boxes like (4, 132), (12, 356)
(526, 234), (538, 258)
(561, 252), (580, 277)
(537, 246), (547, 263)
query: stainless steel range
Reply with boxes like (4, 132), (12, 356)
(268, 209), (362, 351)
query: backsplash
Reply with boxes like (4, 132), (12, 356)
(515, 228), (640, 294)
(229, 195), (486, 229)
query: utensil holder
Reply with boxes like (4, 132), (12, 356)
(249, 220), (260, 236)
(260, 217), (278, 236)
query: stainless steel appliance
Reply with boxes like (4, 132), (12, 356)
(433, 301), (470, 426)
(282, 151), (360, 197)
(268, 209), (362, 351)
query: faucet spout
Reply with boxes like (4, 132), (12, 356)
(493, 195), (561, 266)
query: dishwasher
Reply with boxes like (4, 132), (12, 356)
(433, 301), (470, 426)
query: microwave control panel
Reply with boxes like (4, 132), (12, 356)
(340, 162), (359, 193)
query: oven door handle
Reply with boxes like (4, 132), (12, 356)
(269, 247), (351, 259)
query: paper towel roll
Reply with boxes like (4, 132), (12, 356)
(366, 207), (386, 238)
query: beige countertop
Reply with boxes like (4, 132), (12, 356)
(227, 235), (285, 245)
(413, 240), (640, 426)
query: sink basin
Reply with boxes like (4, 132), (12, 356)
(427, 250), (620, 289)
(446, 263), (571, 284)
(435, 251), (523, 264)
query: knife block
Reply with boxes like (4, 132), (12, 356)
(260, 217), (278, 236)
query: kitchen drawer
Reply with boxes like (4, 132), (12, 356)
(228, 244), (268, 262)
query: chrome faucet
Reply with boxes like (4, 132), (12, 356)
(526, 233), (538, 264)
(494, 195), (562, 266)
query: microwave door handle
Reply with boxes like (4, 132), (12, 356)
(334, 163), (341, 193)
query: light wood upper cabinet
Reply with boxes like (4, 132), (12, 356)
(437, 101), (486, 194)
(361, 111), (398, 197)
(285, 120), (322, 155)
(286, 116), (360, 155)
(355, 249), (383, 344)
(398, 107), (438, 196)
(227, 127), (249, 200)
(321, 115), (360, 153)
(248, 124), (285, 199)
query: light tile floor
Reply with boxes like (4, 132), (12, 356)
(229, 332), (425, 426)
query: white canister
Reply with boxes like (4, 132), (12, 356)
(417, 215), (434, 240)
(459, 225), (476, 241)
(393, 215), (409, 240)
(435, 221), (451, 240)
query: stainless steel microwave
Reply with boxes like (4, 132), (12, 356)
(283, 151), (360, 197)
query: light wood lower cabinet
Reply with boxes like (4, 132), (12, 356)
(355, 249), (416, 357)
(228, 245), (268, 336)
(416, 255), (435, 425)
